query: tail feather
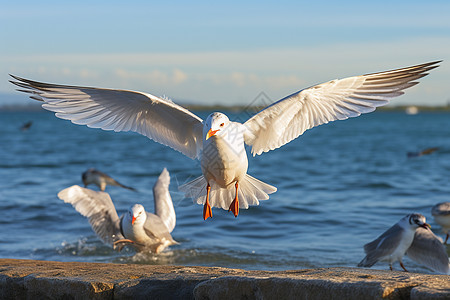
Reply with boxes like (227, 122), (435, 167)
(237, 183), (258, 209)
(357, 256), (377, 268)
(209, 185), (230, 210)
(108, 178), (137, 192)
(245, 174), (277, 199)
(179, 174), (277, 211)
(117, 182), (137, 192)
(179, 175), (207, 203)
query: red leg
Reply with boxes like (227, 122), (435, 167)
(444, 233), (449, 244)
(203, 183), (212, 220)
(113, 239), (135, 252)
(113, 239), (135, 245)
(400, 261), (408, 272)
(228, 182), (239, 217)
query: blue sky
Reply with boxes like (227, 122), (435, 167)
(1, 1), (449, 106)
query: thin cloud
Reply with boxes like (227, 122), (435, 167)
(2, 36), (448, 105)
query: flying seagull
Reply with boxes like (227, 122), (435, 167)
(10, 61), (441, 220)
(82, 168), (137, 192)
(58, 168), (177, 253)
(358, 213), (436, 272)
(407, 147), (439, 158)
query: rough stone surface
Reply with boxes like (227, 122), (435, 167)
(0, 258), (448, 299)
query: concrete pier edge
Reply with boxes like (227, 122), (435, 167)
(0, 258), (449, 299)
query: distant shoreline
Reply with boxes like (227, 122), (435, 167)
(1, 103), (450, 113)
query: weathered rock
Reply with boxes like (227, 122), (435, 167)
(193, 269), (421, 300)
(410, 277), (450, 300)
(0, 259), (448, 299)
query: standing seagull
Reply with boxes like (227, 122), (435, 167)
(82, 168), (137, 192)
(431, 202), (450, 244)
(58, 168), (177, 253)
(10, 61), (441, 220)
(358, 213), (431, 272)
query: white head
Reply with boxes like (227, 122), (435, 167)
(127, 204), (147, 226)
(404, 213), (430, 230)
(204, 112), (230, 140)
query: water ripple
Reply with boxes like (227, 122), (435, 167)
(1, 111), (449, 273)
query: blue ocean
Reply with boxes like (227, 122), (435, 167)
(1, 109), (449, 273)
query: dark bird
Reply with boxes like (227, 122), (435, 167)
(20, 121), (32, 131)
(82, 168), (136, 192)
(407, 147), (439, 158)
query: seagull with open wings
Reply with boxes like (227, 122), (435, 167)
(10, 61), (441, 220)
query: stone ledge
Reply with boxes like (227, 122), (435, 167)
(0, 258), (448, 299)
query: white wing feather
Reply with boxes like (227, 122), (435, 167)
(10, 75), (204, 159)
(244, 61), (441, 156)
(57, 185), (123, 245)
(153, 168), (176, 233)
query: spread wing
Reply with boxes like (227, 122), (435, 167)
(143, 213), (177, 243)
(358, 223), (404, 267)
(57, 185), (124, 245)
(153, 168), (176, 233)
(406, 227), (450, 274)
(244, 61), (441, 156)
(10, 75), (204, 159)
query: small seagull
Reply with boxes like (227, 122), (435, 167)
(82, 168), (137, 192)
(406, 227), (449, 274)
(58, 168), (177, 253)
(20, 121), (32, 131)
(358, 213), (431, 272)
(407, 147), (439, 158)
(10, 61), (441, 220)
(432, 202), (450, 244)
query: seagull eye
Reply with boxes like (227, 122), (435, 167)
(220, 123), (224, 127)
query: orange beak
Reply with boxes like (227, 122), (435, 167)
(206, 129), (218, 140)
(131, 216), (136, 225)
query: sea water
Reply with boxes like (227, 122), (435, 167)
(0, 109), (449, 273)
